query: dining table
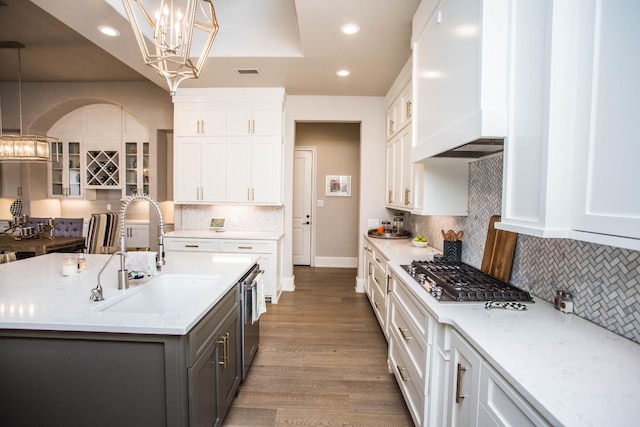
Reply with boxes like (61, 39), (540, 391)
(0, 235), (85, 258)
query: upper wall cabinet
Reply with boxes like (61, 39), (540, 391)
(174, 104), (226, 136)
(498, 0), (640, 251)
(172, 88), (285, 205)
(226, 104), (282, 137)
(411, 0), (508, 162)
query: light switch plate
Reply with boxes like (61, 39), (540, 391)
(317, 200), (324, 207)
(368, 219), (379, 228)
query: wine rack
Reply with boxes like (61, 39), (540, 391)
(86, 150), (120, 187)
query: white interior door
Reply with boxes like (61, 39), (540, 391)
(293, 149), (313, 265)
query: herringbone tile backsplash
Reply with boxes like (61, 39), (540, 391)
(405, 155), (640, 344)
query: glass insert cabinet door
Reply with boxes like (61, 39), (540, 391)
(49, 141), (82, 198)
(125, 142), (149, 197)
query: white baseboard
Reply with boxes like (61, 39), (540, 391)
(313, 256), (358, 268)
(355, 277), (365, 293)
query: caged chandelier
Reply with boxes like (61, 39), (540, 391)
(122, 0), (219, 95)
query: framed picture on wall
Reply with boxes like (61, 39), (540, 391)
(326, 175), (351, 197)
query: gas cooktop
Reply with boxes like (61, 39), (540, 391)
(401, 259), (533, 303)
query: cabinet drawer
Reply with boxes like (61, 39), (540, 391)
(187, 285), (238, 366)
(220, 241), (273, 254)
(389, 292), (428, 388)
(389, 330), (424, 427)
(392, 276), (431, 340)
(165, 238), (220, 252)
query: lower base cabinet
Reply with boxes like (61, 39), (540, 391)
(0, 284), (240, 427)
(448, 329), (551, 427)
(381, 270), (552, 426)
(165, 236), (282, 303)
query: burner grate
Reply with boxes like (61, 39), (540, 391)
(401, 260), (533, 303)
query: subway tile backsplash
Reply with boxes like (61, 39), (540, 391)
(404, 155), (640, 344)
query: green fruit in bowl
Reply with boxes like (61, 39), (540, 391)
(413, 235), (427, 243)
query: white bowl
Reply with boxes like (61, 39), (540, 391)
(412, 240), (428, 248)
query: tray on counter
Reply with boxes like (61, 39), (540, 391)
(367, 229), (411, 239)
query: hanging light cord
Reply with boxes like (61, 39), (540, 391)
(17, 47), (23, 135)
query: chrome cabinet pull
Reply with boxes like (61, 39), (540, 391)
(237, 246), (253, 250)
(455, 363), (467, 404)
(398, 327), (413, 341)
(405, 188), (410, 205)
(251, 187), (255, 201)
(247, 120), (251, 134)
(406, 100), (412, 119)
(388, 190), (393, 204)
(396, 365), (410, 382)
(251, 119), (255, 134)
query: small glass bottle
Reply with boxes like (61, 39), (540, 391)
(77, 254), (86, 272)
(61, 256), (77, 276)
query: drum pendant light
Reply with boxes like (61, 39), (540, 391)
(122, 0), (219, 95)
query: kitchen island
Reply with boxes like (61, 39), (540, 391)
(0, 251), (258, 427)
(365, 236), (640, 427)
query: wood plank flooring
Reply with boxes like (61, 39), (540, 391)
(223, 266), (414, 426)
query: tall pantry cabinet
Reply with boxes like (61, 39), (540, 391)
(173, 89), (285, 205)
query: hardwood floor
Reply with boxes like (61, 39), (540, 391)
(223, 266), (414, 426)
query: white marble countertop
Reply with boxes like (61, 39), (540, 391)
(366, 235), (640, 427)
(0, 251), (257, 335)
(165, 230), (284, 240)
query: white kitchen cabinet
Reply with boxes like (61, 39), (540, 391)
(163, 235), (282, 303)
(174, 137), (226, 203)
(388, 269), (437, 426)
(172, 88), (285, 206)
(219, 240), (280, 302)
(124, 223), (149, 250)
(225, 137), (282, 204)
(174, 103), (226, 136)
(226, 104), (281, 137)
(448, 328), (550, 427)
(448, 329), (482, 427)
(497, 0), (640, 251)
(48, 140), (83, 198)
(123, 141), (149, 197)
(411, 158), (469, 216)
(411, 0), (508, 161)
(385, 60), (417, 212)
(386, 127), (416, 211)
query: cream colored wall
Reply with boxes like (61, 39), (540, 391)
(295, 123), (360, 259)
(0, 81), (173, 222)
(283, 96), (388, 287)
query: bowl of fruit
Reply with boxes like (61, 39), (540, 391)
(412, 235), (428, 248)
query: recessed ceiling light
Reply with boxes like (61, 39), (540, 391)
(340, 24), (360, 35)
(336, 70), (351, 77)
(98, 26), (120, 37)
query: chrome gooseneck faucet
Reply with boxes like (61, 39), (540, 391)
(118, 194), (166, 290)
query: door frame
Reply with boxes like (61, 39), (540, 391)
(293, 146), (316, 266)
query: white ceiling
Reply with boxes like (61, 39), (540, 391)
(0, 0), (420, 96)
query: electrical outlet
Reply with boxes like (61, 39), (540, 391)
(367, 219), (379, 228)
(106, 204), (111, 211)
(317, 200), (324, 207)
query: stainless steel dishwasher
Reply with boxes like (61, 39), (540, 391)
(238, 264), (263, 380)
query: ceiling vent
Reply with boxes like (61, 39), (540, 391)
(236, 68), (260, 75)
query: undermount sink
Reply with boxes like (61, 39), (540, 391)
(99, 274), (221, 314)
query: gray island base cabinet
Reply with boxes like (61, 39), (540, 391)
(0, 284), (240, 427)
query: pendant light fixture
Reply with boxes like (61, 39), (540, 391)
(122, 0), (219, 96)
(0, 42), (54, 162)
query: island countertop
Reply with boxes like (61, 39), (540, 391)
(0, 251), (257, 335)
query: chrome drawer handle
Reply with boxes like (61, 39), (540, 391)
(237, 246), (253, 250)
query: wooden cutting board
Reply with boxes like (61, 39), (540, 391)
(481, 215), (518, 283)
